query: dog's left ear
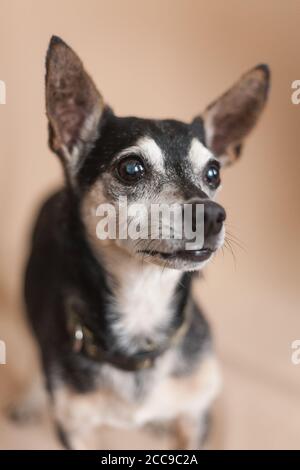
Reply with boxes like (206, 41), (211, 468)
(195, 64), (270, 166)
(45, 36), (105, 172)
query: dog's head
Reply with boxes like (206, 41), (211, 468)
(45, 36), (270, 271)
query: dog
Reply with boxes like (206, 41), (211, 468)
(19, 36), (269, 449)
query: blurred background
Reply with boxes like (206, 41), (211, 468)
(0, 0), (299, 449)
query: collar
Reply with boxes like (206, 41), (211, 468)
(67, 307), (190, 372)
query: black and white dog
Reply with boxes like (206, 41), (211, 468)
(21, 36), (269, 449)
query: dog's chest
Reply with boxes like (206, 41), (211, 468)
(108, 267), (181, 353)
(53, 352), (220, 434)
(53, 262), (219, 436)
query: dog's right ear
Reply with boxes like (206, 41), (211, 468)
(195, 64), (270, 166)
(46, 36), (104, 172)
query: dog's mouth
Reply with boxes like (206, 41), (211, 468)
(138, 248), (214, 263)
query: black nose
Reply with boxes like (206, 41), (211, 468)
(204, 201), (226, 237)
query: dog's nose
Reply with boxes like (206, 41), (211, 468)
(204, 201), (226, 236)
(190, 200), (226, 236)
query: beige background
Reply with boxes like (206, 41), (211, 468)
(0, 0), (300, 449)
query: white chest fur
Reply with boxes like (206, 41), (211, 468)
(108, 262), (181, 353)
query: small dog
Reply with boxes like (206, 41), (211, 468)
(21, 36), (269, 449)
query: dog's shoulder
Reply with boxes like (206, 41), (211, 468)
(30, 189), (69, 247)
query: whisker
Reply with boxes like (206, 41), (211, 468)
(224, 237), (237, 269)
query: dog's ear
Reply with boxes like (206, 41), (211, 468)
(46, 36), (104, 172)
(195, 65), (270, 166)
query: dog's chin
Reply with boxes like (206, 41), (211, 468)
(136, 248), (216, 271)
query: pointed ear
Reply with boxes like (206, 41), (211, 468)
(45, 36), (104, 171)
(197, 64), (270, 166)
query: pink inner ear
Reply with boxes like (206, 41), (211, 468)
(53, 101), (86, 151)
(46, 37), (103, 157)
(202, 65), (270, 160)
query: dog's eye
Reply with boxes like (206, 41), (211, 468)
(204, 162), (220, 188)
(116, 157), (145, 183)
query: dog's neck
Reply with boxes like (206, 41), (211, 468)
(90, 242), (185, 354)
(76, 190), (192, 355)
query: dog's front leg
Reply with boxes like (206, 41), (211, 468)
(172, 411), (210, 450)
(54, 421), (89, 450)
(51, 392), (97, 450)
